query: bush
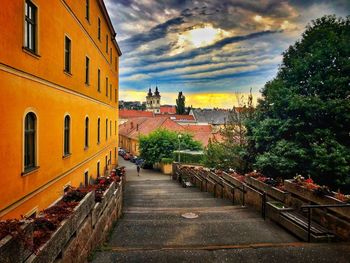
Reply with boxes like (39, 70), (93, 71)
(173, 151), (204, 165)
(161, 158), (173, 164)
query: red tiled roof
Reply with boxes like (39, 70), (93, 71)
(119, 117), (185, 140)
(160, 106), (176, 114)
(119, 118), (223, 147)
(184, 125), (212, 132)
(119, 109), (153, 118)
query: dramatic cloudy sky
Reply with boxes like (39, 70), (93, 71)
(106, 0), (349, 108)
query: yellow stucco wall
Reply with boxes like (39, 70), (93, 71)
(0, 0), (120, 219)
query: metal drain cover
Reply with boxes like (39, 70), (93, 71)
(181, 212), (199, 219)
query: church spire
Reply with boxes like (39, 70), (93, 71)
(155, 86), (160, 96)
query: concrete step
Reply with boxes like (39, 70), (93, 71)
(108, 218), (298, 247)
(123, 198), (233, 208)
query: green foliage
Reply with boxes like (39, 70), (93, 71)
(176, 91), (186, 114)
(246, 15), (350, 190)
(161, 158), (173, 164)
(139, 129), (202, 165)
(173, 151), (204, 165)
(203, 92), (254, 173)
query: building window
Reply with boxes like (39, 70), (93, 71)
(24, 0), (37, 53)
(64, 115), (70, 155)
(98, 18), (101, 40)
(115, 121), (117, 135)
(84, 171), (89, 187)
(24, 112), (36, 171)
(85, 0), (89, 21)
(105, 156), (107, 170)
(64, 36), (71, 73)
(110, 48), (112, 63)
(110, 84), (112, 100)
(97, 69), (100, 92)
(97, 118), (100, 144)
(85, 117), (89, 148)
(110, 121), (112, 136)
(115, 89), (117, 102)
(105, 77), (108, 96)
(85, 56), (90, 85)
(115, 57), (118, 71)
(106, 35), (108, 53)
(97, 162), (100, 177)
(105, 118), (108, 140)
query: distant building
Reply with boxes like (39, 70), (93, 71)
(118, 109), (154, 125)
(119, 100), (146, 110)
(146, 86), (161, 114)
(190, 109), (231, 126)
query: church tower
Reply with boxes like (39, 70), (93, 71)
(146, 86), (161, 114)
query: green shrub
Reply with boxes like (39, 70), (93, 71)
(173, 151), (204, 165)
(161, 158), (173, 164)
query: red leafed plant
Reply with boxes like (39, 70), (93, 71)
(0, 219), (26, 240)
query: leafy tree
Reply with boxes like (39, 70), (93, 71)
(176, 91), (186, 114)
(246, 15), (350, 190)
(139, 129), (202, 166)
(203, 92), (254, 173)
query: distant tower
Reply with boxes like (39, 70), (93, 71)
(146, 86), (161, 114)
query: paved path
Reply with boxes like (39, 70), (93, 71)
(92, 158), (350, 262)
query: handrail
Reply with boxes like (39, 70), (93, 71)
(301, 203), (350, 242)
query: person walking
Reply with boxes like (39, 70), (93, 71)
(137, 165), (140, 176)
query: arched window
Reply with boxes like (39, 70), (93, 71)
(85, 117), (89, 148)
(24, 112), (36, 170)
(64, 115), (70, 155)
(106, 118), (108, 140)
(110, 121), (112, 136)
(97, 118), (100, 144)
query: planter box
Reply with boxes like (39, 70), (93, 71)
(0, 220), (33, 263)
(284, 180), (350, 219)
(160, 163), (173, 175)
(245, 176), (290, 202)
(266, 201), (294, 222)
(221, 172), (243, 188)
(26, 191), (95, 263)
(92, 182), (116, 226)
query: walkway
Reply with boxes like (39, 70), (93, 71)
(92, 159), (350, 262)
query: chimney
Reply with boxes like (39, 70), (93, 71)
(130, 122), (134, 129)
(136, 124), (139, 131)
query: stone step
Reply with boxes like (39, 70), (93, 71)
(123, 199), (233, 208)
(107, 219), (298, 248)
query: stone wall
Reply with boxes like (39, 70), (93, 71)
(173, 163), (350, 241)
(0, 179), (124, 263)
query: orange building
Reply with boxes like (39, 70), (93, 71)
(0, 0), (121, 219)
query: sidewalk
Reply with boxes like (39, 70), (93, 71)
(118, 157), (170, 181)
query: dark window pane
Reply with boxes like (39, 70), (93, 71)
(24, 112), (36, 170)
(24, 1), (36, 52)
(64, 116), (70, 155)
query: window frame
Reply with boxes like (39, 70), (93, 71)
(85, 116), (89, 149)
(98, 17), (101, 40)
(85, 0), (90, 22)
(63, 114), (71, 157)
(24, 0), (37, 54)
(85, 56), (90, 85)
(23, 110), (39, 174)
(97, 68), (101, 92)
(97, 117), (101, 144)
(105, 77), (108, 97)
(105, 118), (108, 140)
(64, 35), (72, 74)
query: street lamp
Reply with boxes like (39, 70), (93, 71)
(178, 134), (182, 163)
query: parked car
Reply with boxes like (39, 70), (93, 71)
(135, 158), (144, 166)
(123, 153), (131, 160)
(118, 149), (126, 156)
(131, 156), (138, 163)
